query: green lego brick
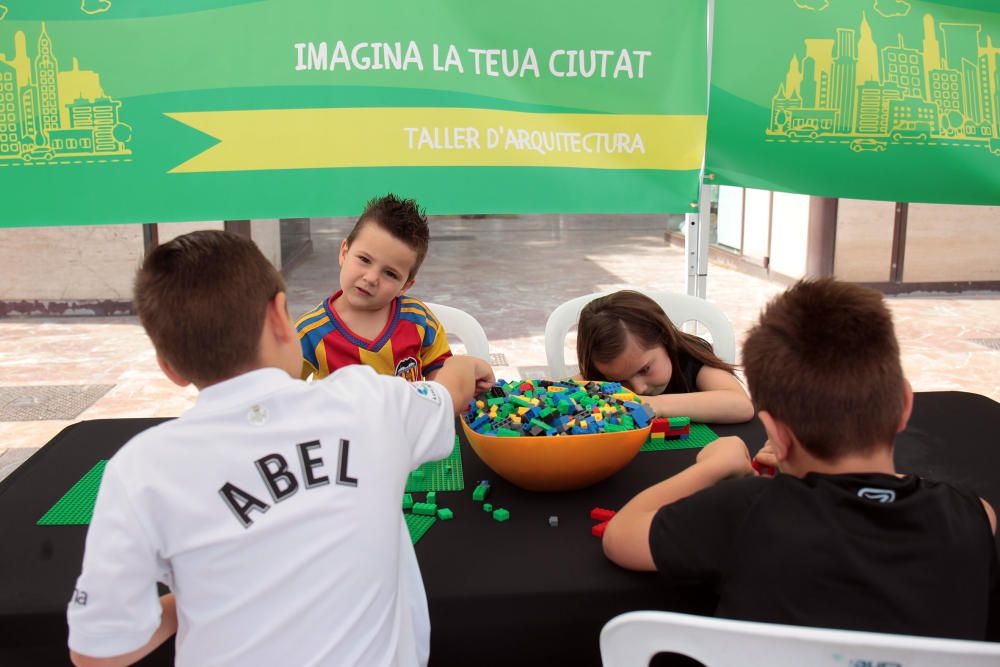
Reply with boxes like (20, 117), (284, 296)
(483, 502), (493, 512)
(472, 482), (490, 502)
(436, 508), (453, 520)
(405, 436), (465, 493)
(412, 502), (437, 516)
(493, 508), (510, 522)
(404, 513), (436, 544)
(38, 460), (108, 526)
(425, 491), (436, 505)
(641, 423), (718, 452)
(668, 416), (691, 428)
(402, 493), (414, 510)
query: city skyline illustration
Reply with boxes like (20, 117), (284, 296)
(767, 12), (1000, 156)
(0, 23), (131, 165)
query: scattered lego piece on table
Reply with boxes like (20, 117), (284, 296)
(590, 507), (616, 522)
(483, 502), (493, 513)
(548, 515), (559, 528)
(402, 493), (414, 510)
(426, 491), (436, 505)
(591, 521), (609, 538)
(472, 481), (490, 502)
(493, 508), (510, 522)
(412, 502), (437, 516)
(436, 508), (453, 520)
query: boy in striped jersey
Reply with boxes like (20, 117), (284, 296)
(296, 194), (452, 382)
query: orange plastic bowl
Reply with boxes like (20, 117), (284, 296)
(461, 419), (651, 492)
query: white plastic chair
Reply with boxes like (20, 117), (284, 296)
(543, 290), (737, 379)
(423, 302), (491, 363)
(600, 611), (1000, 667)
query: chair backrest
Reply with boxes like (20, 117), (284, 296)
(543, 290), (737, 379)
(423, 302), (491, 363)
(600, 611), (1000, 667)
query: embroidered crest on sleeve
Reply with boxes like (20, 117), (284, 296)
(410, 381), (441, 405)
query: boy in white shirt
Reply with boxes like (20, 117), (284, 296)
(67, 230), (494, 667)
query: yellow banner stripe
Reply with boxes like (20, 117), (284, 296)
(166, 108), (706, 173)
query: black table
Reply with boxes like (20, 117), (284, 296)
(1, 392), (998, 666)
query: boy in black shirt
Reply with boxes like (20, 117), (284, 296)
(602, 278), (997, 639)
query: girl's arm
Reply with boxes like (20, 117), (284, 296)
(640, 366), (755, 423)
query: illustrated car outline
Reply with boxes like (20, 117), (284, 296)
(890, 130), (928, 142)
(850, 138), (887, 153)
(21, 147), (55, 162)
(787, 127), (819, 140)
(988, 138), (1000, 157)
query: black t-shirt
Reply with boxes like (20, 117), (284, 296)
(664, 348), (704, 394)
(649, 473), (998, 640)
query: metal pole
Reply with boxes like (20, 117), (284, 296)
(685, 0), (715, 299)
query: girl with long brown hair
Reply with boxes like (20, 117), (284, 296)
(576, 291), (753, 423)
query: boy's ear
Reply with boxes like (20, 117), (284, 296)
(401, 277), (415, 293)
(757, 410), (792, 462)
(267, 292), (296, 343)
(338, 239), (349, 267)
(897, 378), (914, 433)
(156, 354), (190, 388)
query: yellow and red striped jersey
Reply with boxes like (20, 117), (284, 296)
(296, 292), (452, 382)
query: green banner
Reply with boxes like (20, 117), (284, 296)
(0, 0), (708, 227)
(706, 0), (1000, 205)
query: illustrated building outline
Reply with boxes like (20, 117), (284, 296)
(0, 23), (130, 163)
(767, 11), (1000, 155)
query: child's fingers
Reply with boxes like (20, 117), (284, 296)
(754, 449), (779, 468)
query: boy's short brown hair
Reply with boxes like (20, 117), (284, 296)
(347, 194), (429, 280)
(134, 230), (285, 386)
(742, 278), (905, 461)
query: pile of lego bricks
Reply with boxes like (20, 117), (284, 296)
(462, 379), (655, 437)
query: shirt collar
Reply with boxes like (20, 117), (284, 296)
(192, 368), (298, 414)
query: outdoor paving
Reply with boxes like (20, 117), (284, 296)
(1, 215), (998, 481)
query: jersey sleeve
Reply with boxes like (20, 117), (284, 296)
(419, 308), (452, 375)
(375, 373), (456, 468)
(296, 302), (329, 380)
(67, 460), (169, 657)
(649, 477), (767, 587)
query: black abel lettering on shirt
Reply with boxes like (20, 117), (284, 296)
(219, 439), (358, 528)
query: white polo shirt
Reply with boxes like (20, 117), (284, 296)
(68, 365), (454, 667)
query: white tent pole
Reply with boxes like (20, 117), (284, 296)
(685, 0), (715, 299)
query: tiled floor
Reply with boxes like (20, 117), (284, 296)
(2, 215), (999, 481)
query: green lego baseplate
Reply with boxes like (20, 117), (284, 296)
(404, 513), (436, 544)
(37, 460), (108, 525)
(641, 423), (718, 452)
(405, 436), (464, 493)
(38, 458), (442, 545)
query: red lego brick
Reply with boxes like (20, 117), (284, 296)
(650, 418), (671, 433)
(591, 520), (609, 538)
(590, 507), (616, 522)
(751, 459), (777, 477)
